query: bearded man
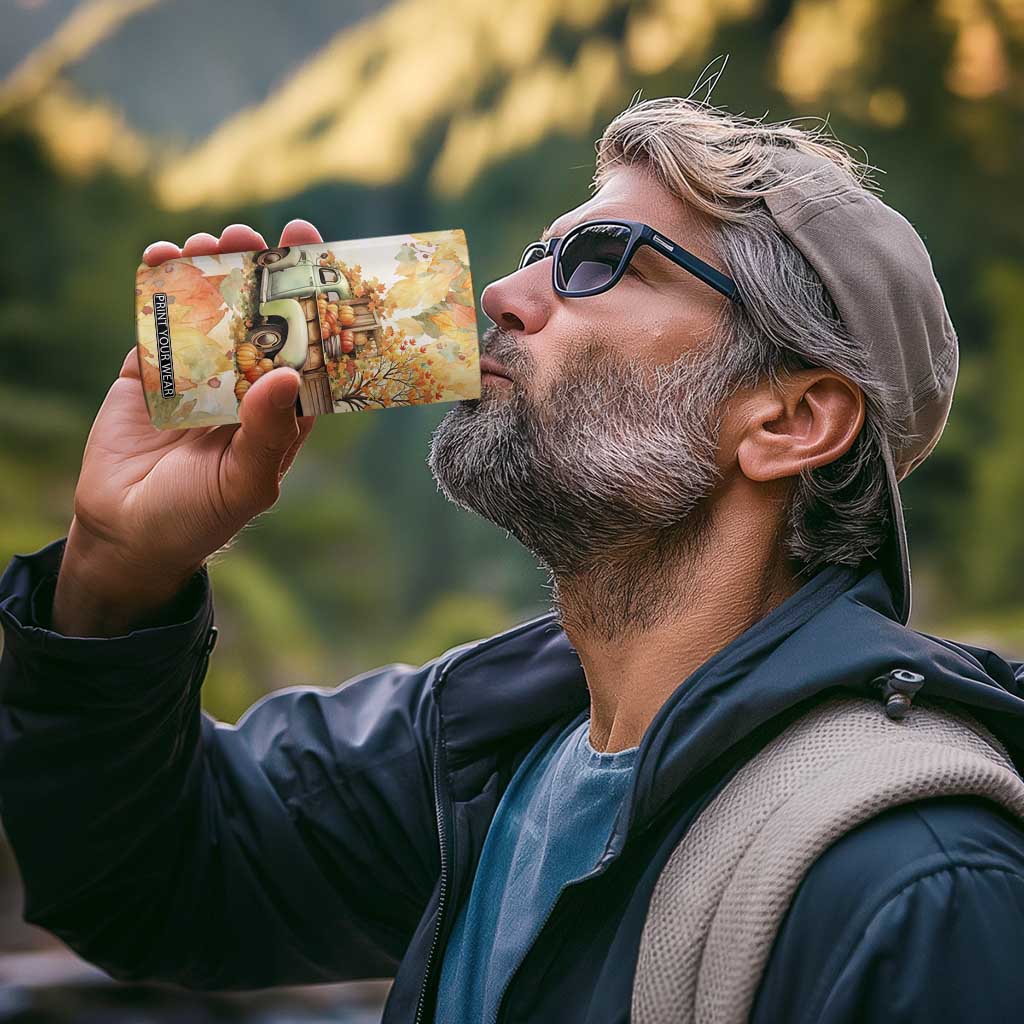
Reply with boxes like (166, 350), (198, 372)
(2, 94), (1024, 1024)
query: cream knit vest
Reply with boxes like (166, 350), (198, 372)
(631, 694), (1024, 1024)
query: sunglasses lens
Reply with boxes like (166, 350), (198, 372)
(519, 244), (547, 271)
(556, 223), (631, 292)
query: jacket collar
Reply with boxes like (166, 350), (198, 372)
(432, 556), (1024, 850)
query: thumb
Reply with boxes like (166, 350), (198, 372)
(223, 368), (302, 513)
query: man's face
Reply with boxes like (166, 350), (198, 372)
(479, 163), (727, 397)
(427, 164), (740, 603)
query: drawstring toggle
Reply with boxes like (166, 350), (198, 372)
(870, 668), (925, 720)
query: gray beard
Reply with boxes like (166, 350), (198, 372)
(427, 331), (739, 639)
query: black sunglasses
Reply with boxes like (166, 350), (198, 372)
(518, 218), (741, 303)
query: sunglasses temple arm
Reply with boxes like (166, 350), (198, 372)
(645, 236), (741, 303)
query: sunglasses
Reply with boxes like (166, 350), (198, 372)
(518, 218), (742, 303)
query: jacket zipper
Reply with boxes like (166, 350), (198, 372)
(414, 681), (453, 1024)
(409, 615), (590, 1024)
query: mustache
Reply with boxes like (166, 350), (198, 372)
(480, 324), (522, 365)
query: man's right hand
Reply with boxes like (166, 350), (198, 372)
(52, 220), (323, 638)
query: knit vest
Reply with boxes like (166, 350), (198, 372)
(631, 693), (1024, 1024)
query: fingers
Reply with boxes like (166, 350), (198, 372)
(219, 223), (268, 254)
(279, 218), (323, 247)
(222, 368), (303, 511)
(182, 231), (221, 258)
(142, 220), (318, 268)
(142, 240), (182, 266)
(119, 346), (141, 380)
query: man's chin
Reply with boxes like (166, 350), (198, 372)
(465, 378), (516, 406)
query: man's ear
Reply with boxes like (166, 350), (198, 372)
(733, 369), (865, 483)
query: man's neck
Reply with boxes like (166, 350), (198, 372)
(552, 511), (802, 754)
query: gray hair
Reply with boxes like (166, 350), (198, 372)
(593, 90), (912, 578)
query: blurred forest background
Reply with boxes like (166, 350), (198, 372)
(0, 0), (1021, 1018)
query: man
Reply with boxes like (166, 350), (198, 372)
(2, 95), (1024, 1023)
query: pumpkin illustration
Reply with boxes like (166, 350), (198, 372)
(236, 343), (259, 371)
(338, 305), (356, 327)
(244, 366), (264, 383)
(258, 358), (275, 373)
(234, 378), (251, 401)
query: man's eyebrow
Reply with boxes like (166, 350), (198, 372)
(539, 215), (630, 243)
(540, 219), (582, 243)
(539, 223), (558, 244)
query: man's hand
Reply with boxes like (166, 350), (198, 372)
(52, 220), (323, 637)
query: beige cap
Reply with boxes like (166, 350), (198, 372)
(763, 147), (959, 625)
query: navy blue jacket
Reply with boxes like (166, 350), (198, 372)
(2, 536), (1024, 1023)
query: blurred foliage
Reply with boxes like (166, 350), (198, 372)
(0, 0), (1022, 725)
(957, 262), (1024, 613)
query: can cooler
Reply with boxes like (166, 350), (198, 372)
(135, 228), (482, 428)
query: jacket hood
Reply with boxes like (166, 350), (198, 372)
(433, 556), (1024, 863)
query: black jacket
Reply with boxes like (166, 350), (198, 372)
(2, 536), (1024, 1023)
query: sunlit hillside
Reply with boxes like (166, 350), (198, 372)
(4, 0), (1020, 209)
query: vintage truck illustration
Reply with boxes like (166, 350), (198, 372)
(245, 245), (383, 414)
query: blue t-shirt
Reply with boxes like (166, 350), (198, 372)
(434, 713), (639, 1023)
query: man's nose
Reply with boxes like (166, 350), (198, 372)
(481, 270), (551, 335)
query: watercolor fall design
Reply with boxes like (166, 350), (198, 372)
(319, 236), (476, 411)
(135, 230), (480, 429)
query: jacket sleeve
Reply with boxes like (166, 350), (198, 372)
(751, 798), (1024, 1024)
(0, 537), (442, 990)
